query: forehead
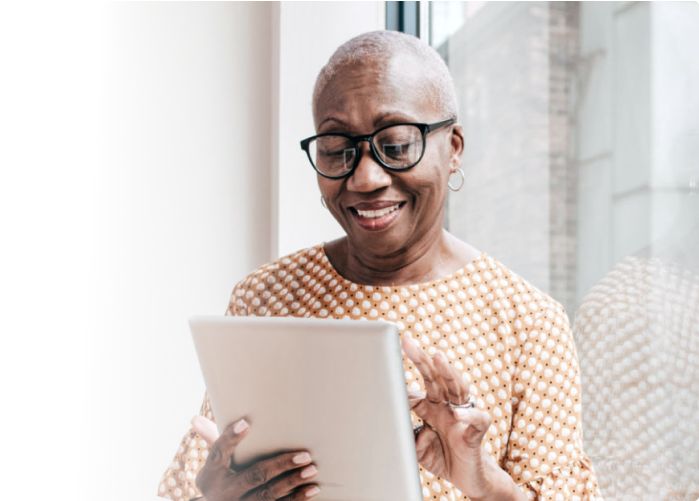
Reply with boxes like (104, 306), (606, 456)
(314, 54), (440, 129)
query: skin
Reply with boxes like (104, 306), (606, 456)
(316, 54), (479, 286)
(191, 417), (320, 501)
(191, 51), (525, 501)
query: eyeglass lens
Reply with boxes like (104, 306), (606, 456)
(309, 124), (424, 177)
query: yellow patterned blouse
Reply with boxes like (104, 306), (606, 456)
(158, 245), (603, 501)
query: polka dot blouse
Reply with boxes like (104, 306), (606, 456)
(158, 245), (603, 501)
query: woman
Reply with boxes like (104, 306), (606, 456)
(159, 31), (602, 501)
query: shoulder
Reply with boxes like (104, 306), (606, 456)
(476, 255), (572, 352)
(227, 244), (327, 315)
(486, 254), (567, 317)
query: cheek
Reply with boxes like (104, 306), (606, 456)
(403, 161), (450, 198)
(410, 167), (450, 212)
(317, 178), (337, 202)
(317, 178), (347, 222)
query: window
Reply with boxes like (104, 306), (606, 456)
(429, 3), (699, 499)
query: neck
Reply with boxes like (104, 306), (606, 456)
(326, 229), (479, 286)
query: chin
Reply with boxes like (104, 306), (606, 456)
(347, 230), (411, 257)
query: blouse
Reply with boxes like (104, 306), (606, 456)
(158, 244), (603, 501)
(574, 256), (699, 500)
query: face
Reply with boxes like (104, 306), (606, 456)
(313, 54), (465, 259)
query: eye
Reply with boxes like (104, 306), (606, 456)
(325, 148), (355, 158)
(381, 142), (412, 159)
(315, 136), (353, 156)
(375, 124), (422, 163)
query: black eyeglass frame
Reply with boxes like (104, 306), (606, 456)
(299, 118), (456, 179)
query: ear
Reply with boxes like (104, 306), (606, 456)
(449, 124), (465, 173)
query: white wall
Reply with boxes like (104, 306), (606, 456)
(2, 2), (385, 499)
(0, 2), (385, 500)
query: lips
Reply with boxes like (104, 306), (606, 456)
(348, 201), (405, 231)
(356, 204), (401, 218)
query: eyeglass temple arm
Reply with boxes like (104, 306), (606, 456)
(425, 118), (456, 133)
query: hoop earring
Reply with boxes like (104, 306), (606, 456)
(448, 168), (465, 192)
(320, 196), (327, 208)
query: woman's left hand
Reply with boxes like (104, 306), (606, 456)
(401, 335), (525, 501)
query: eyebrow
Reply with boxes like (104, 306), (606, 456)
(317, 110), (420, 133)
(317, 117), (348, 131)
(372, 110), (418, 127)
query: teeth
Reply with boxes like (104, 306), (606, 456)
(356, 204), (400, 218)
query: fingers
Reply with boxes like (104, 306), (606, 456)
(237, 451), (316, 496)
(243, 460), (319, 501)
(401, 335), (446, 403)
(414, 425), (439, 455)
(194, 418), (320, 501)
(434, 350), (469, 405)
(402, 334), (472, 411)
(192, 415), (220, 446)
(195, 418), (251, 495)
(278, 484), (321, 501)
(208, 418), (250, 470)
(453, 407), (492, 449)
(407, 388), (426, 410)
(414, 425), (442, 470)
(403, 333), (488, 458)
(406, 387), (425, 398)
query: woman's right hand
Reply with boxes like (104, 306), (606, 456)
(192, 416), (321, 501)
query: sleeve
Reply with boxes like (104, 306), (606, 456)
(157, 278), (251, 500)
(156, 397), (215, 501)
(502, 300), (604, 501)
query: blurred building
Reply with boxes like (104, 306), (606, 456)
(431, 2), (699, 499)
(432, 1), (699, 314)
(438, 2), (580, 313)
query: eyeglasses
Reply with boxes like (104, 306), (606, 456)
(299, 118), (456, 179)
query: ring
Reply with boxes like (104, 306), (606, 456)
(447, 395), (476, 410)
(412, 423), (424, 440)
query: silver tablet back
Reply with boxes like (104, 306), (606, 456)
(189, 315), (422, 501)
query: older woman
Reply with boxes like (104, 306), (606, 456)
(159, 31), (602, 501)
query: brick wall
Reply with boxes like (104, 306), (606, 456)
(441, 2), (580, 312)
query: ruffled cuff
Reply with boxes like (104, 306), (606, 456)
(157, 428), (210, 501)
(517, 456), (604, 501)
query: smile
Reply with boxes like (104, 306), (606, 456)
(356, 204), (401, 218)
(349, 202), (405, 231)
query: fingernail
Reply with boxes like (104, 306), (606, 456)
(300, 465), (318, 479)
(292, 452), (312, 464)
(306, 486), (321, 498)
(233, 419), (248, 434)
(455, 408), (473, 419)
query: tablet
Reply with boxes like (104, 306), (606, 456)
(189, 315), (422, 501)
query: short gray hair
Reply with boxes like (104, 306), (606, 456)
(312, 30), (458, 122)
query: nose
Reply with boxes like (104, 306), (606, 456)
(346, 142), (392, 193)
